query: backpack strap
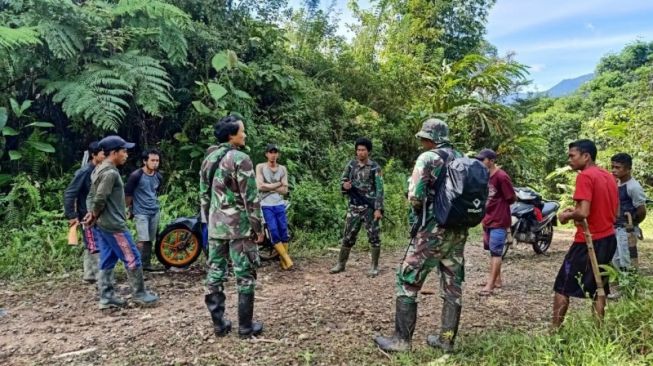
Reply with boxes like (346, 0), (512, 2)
(124, 168), (144, 197)
(207, 146), (234, 187)
(432, 148), (451, 188)
(155, 171), (164, 194)
(348, 159), (356, 182)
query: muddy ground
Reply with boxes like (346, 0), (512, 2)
(1, 228), (643, 365)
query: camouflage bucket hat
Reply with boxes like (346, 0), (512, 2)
(415, 118), (449, 143)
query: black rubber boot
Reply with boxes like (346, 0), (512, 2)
(83, 250), (99, 283)
(368, 246), (380, 277)
(426, 299), (462, 353)
(205, 289), (232, 337)
(98, 269), (126, 309)
(374, 297), (417, 352)
(238, 292), (263, 338)
(141, 241), (164, 272)
(127, 267), (160, 306)
(329, 246), (351, 274)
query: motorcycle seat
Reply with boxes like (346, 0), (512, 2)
(542, 201), (559, 216)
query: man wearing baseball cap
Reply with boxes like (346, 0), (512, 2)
(476, 148), (515, 296)
(84, 135), (159, 309)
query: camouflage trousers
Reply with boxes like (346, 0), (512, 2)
(206, 237), (261, 295)
(396, 219), (468, 304)
(342, 205), (381, 248)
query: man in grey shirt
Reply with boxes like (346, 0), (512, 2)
(611, 153), (647, 271)
(84, 136), (159, 309)
(125, 149), (164, 272)
(256, 144), (293, 270)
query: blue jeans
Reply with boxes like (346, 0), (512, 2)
(96, 228), (142, 270)
(262, 205), (289, 244)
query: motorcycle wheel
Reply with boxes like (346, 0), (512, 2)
(155, 225), (202, 268)
(257, 224), (294, 261)
(532, 222), (553, 254)
(258, 242), (279, 261)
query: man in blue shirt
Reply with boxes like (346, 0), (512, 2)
(63, 142), (105, 283)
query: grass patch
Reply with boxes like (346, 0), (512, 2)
(389, 241), (653, 366)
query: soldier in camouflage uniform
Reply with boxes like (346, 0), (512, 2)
(330, 137), (384, 277)
(375, 118), (468, 353)
(200, 115), (265, 339)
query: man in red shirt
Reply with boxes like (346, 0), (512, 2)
(477, 149), (516, 295)
(553, 139), (618, 328)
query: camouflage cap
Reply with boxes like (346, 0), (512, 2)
(415, 118), (449, 143)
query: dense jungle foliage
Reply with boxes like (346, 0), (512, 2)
(0, 0), (651, 279)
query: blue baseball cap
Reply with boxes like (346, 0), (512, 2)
(99, 135), (135, 151)
(476, 148), (497, 160)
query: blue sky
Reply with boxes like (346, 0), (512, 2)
(289, 0), (653, 90)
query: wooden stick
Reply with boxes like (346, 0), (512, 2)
(376, 346), (392, 360)
(581, 220), (605, 299)
(53, 348), (97, 359)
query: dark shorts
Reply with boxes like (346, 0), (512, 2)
(553, 235), (617, 298)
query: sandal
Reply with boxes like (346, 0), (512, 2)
(478, 289), (494, 296)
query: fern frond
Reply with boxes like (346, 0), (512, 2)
(102, 51), (174, 115)
(41, 51), (173, 129)
(158, 22), (188, 65)
(2, 174), (41, 227)
(113, 0), (191, 29)
(0, 26), (41, 51)
(43, 67), (133, 131)
(38, 22), (84, 59)
(0, 47), (16, 83)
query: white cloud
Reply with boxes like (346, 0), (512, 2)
(519, 32), (653, 52)
(530, 63), (545, 72)
(520, 83), (546, 93)
(585, 22), (595, 31)
(488, 0), (653, 38)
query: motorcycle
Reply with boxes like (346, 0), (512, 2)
(155, 203), (291, 269)
(502, 187), (560, 258)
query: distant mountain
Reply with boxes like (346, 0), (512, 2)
(545, 73), (594, 98)
(504, 72), (595, 104)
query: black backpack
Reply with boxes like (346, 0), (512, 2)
(432, 149), (489, 228)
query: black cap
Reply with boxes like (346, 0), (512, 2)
(476, 148), (497, 160)
(265, 143), (279, 153)
(99, 135), (135, 151)
(88, 141), (101, 153)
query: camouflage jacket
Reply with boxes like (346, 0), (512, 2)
(200, 143), (262, 240)
(408, 145), (461, 221)
(341, 159), (384, 210)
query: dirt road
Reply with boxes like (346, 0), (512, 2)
(0, 229), (600, 365)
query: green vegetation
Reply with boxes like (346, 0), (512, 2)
(0, 0), (651, 299)
(395, 262), (653, 366)
(1, 1), (652, 364)
(0, 0), (529, 280)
